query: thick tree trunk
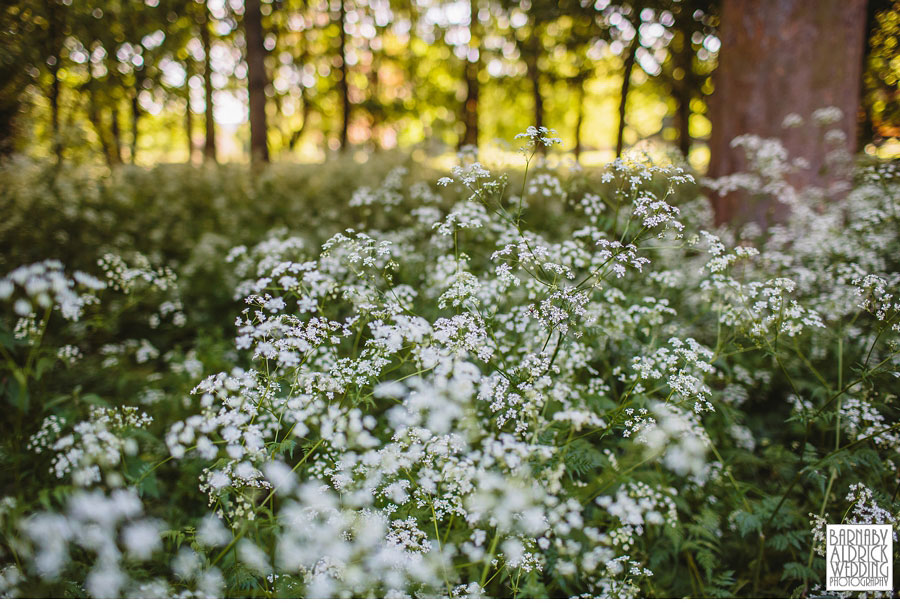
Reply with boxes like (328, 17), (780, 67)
(460, 0), (480, 149)
(245, 0), (269, 162)
(338, 0), (350, 151)
(201, 4), (217, 163)
(707, 0), (868, 226)
(616, 36), (638, 158)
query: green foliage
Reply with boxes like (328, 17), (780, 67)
(0, 135), (898, 597)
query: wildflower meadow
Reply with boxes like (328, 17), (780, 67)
(0, 120), (898, 597)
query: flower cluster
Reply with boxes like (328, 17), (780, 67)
(29, 407), (152, 486)
(0, 260), (105, 321)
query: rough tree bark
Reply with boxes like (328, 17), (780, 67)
(707, 0), (868, 226)
(201, 2), (217, 163)
(245, 0), (269, 162)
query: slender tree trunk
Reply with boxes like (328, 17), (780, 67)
(185, 60), (194, 163)
(186, 98), (194, 162)
(47, 1), (63, 163)
(368, 49), (381, 149)
(288, 49), (311, 151)
(522, 28), (545, 154)
(616, 36), (638, 158)
(201, 3), (217, 163)
(672, 32), (692, 158)
(49, 59), (62, 163)
(461, 58), (480, 149)
(574, 80), (585, 161)
(524, 50), (543, 131)
(87, 79), (113, 166)
(338, 0), (350, 151)
(530, 70), (543, 134)
(110, 106), (123, 164)
(707, 0), (867, 226)
(245, 0), (269, 163)
(130, 93), (140, 164)
(288, 97), (310, 150)
(460, 0), (480, 149)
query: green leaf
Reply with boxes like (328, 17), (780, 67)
(781, 561), (818, 583)
(733, 510), (761, 537)
(80, 393), (109, 408)
(34, 355), (56, 380)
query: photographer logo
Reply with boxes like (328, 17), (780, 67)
(826, 524), (893, 591)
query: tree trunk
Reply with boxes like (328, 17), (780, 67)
(245, 0), (269, 163)
(110, 106), (123, 164)
(522, 26), (545, 155)
(525, 50), (543, 131)
(288, 96), (310, 150)
(368, 48), (381, 149)
(672, 31), (692, 159)
(87, 79), (113, 167)
(461, 58), (480, 149)
(201, 3), (217, 163)
(288, 50), (311, 151)
(130, 93), (140, 164)
(707, 0), (868, 226)
(49, 59), (62, 163)
(574, 80), (585, 161)
(616, 36), (638, 158)
(338, 0), (350, 151)
(285, 37), (310, 152)
(186, 99), (194, 162)
(47, 0), (63, 163)
(185, 60), (194, 162)
(460, 0), (480, 149)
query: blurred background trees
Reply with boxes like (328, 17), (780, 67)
(0, 0), (897, 167)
